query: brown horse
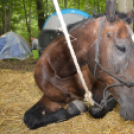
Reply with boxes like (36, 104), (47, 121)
(24, 0), (134, 129)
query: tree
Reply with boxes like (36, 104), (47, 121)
(36, 0), (45, 30)
(23, 0), (32, 40)
(64, 0), (67, 8)
(0, 0), (14, 35)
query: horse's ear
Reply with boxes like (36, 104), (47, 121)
(106, 0), (116, 22)
(125, 8), (134, 24)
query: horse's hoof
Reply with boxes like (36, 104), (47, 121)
(24, 111), (42, 129)
(89, 106), (107, 118)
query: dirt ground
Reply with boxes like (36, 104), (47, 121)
(0, 58), (36, 72)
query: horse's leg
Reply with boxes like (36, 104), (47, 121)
(89, 97), (117, 118)
(24, 77), (88, 129)
(89, 81), (117, 118)
(24, 65), (93, 129)
(24, 98), (87, 129)
(24, 94), (66, 129)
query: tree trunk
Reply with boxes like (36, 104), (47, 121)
(4, 3), (7, 33)
(64, 0), (67, 8)
(97, 0), (100, 13)
(7, 2), (13, 32)
(77, 0), (80, 9)
(118, 0), (133, 29)
(23, 0), (32, 41)
(36, 0), (45, 30)
(0, 4), (2, 35)
(1, 1), (13, 34)
(23, 0), (28, 29)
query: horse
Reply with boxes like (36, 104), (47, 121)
(24, 0), (134, 129)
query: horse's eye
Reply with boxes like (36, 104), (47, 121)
(116, 45), (126, 52)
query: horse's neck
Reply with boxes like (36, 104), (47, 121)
(71, 18), (100, 63)
(72, 18), (102, 71)
(50, 19), (100, 78)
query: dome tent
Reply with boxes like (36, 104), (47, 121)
(39, 9), (91, 53)
(42, 8), (91, 30)
(0, 31), (32, 60)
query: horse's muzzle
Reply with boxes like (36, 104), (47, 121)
(118, 94), (134, 121)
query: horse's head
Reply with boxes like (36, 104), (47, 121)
(88, 0), (134, 121)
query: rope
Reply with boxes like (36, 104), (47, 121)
(97, 63), (134, 87)
(94, 16), (106, 78)
(52, 0), (94, 106)
(94, 16), (134, 88)
(94, 16), (134, 109)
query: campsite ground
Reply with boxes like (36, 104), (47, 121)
(0, 58), (36, 71)
(0, 59), (134, 134)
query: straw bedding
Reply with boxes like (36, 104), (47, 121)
(0, 61), (134, 134)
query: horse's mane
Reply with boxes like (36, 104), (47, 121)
(67, 18), (93, 32)
(59, 11), (132, 35)
(93, 11), (132, 24)
(67, 11), (132, 33)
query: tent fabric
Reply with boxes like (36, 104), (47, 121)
(39, 8), (91, 53)
(42, 8), (91, 30)
(38, 30), (63, 52)
(0, 31), (32, 60)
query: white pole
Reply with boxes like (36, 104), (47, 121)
(52, 0), (94, 106)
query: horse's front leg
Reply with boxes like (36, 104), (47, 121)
(88, 81), (117, 118)
(24, 64), (94, 129)
(24, 95), (87, 129)
(89, 97), (116, 118)
(24, 94), (65, 129)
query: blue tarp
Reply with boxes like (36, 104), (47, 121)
(0, 31), (32, 60)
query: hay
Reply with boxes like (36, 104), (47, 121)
(0, 69), (134, 134)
